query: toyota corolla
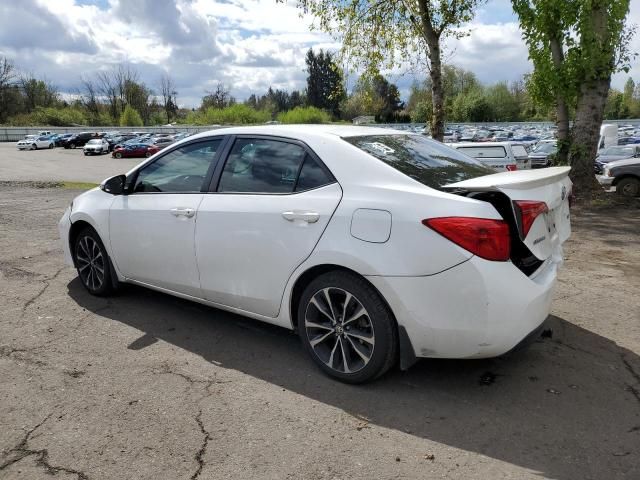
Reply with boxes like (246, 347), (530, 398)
(59, 126), (572, 383)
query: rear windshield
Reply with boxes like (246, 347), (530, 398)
(344, 135), (493, 190)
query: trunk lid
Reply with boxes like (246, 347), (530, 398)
(444, 167), (572, 264)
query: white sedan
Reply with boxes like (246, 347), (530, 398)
(17, 135), (54, 150)
(83, 138), (110, 155)
(59, 125), (572, 383)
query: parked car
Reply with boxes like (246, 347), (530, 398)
(596, 145), (640, 166)
(59, 126), (572, 383)
(16, 135), (54, 150)
(451, 142), (531, 171)
(149, 137), (175, 149)
(112, 143), (161, 158)
(83, 139), (110, 155)
(52, 133), (73, 147)
(62, 132), (102, 149)
(617, 136), (640, 145)
(597, 157), (640, 197)
(528, 142), (558, 168)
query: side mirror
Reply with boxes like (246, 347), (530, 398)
(100, 174), (127, 195)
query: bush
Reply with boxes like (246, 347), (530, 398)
(277, 106), (331, 124)
(183, 105), (271, 125)
(119, 105), (144, 126)
(8, 107), (88, 126)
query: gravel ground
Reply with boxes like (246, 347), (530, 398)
(0, 143), (141, 183)
(0, 184), (639, 480)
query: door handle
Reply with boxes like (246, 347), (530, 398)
(170, 207), (195, 218)
(282, 211), (320, 223)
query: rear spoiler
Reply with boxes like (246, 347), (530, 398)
(443, 167), (571, 192)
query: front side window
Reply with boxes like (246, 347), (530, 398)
(133, 140), (222, 193)
(218, 138), (307, 193)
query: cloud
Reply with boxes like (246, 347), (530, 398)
(0, 0), (97, 54)
(0, 0), (637, 108)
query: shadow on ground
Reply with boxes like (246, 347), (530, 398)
(68, 279), (640, 480)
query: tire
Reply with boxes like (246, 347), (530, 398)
(145, 151), (151, 157)
(31, 144), (37, 150)
(114, 152), (122, 159)
(70, 143), (76, 149)
(616, 177), (640, 197)
(48, 143), (54, 149)
(298, 271), (397, 383)
(83, 152), (88, 156)
(73, 227), (114, 296)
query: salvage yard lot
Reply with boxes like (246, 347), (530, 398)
(1, 154), (639, 478)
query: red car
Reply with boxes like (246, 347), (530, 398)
(112, 143), (161, 159)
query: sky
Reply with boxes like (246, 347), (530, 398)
(0, 0), (638, 108)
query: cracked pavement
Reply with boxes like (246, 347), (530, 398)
(1, 184), (639, 479)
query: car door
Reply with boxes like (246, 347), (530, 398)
(195, 136), (342, 318)
(109, 138), (225, 297)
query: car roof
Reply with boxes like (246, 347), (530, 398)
(185, 124), (414, 142)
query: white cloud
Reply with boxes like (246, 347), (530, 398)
(0, 0), (637, 106)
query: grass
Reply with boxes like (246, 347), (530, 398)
(60, 181), (99, 190)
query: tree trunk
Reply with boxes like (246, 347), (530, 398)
(428, 43), (445, 142)
(569, 77), (610, 200)
(548, 36), (570, 164)
(417, 0), (445, 142)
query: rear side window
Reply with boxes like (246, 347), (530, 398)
(344, 135), (493, 190)
(295, 156), (333, 192)
(457, 146), (507, 158)
(218, 138), (306, 193)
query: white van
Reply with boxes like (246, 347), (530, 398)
(451, 142), (531, 172)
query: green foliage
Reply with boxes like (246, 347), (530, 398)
(184, 104), (271, 125)
(451, 89), (494, 122)
(306, 49), (345, 117)
(277, 106), (331, 124)
(411, 100), (432, 123)
(8, 107), (87, 126)
(119, 105), (144, 127)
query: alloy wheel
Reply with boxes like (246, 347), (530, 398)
(76, 235), (105, 291)
(304, 287), (375, 374)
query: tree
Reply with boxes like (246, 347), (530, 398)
(201, 83), (235, 110)
(305, 48), (345, 117)
(159, 73), (178, 123)
(0, 57), (18, 123)
(289, 1), (483, 140)
(19, 74), (58, 113)
(512, 0), (634, 200)
(119, 104), (143, 126)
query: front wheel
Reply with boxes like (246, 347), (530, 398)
(616, 177), (640, 197)
(48, 143), (54, 149)
(31, 144), (37, 150)
(114, 152), (122, 159)
(298, 271), (397, 383)
(70, 143), (76, 149)
(74, 227), (114, 296)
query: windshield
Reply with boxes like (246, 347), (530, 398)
(344, 134), (494, 190)
(533, 143), (557, 154)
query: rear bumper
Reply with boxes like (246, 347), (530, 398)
(367, 255), (559, 359)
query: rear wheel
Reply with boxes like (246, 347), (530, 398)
(74, 227), (114, 296)
(616, 177), (640, 197)
(298, 271), (397, 383)
(70, 143), (76, 149)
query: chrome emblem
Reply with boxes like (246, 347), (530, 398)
(561, 185), (567, 201)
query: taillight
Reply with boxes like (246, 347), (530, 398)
(514, 200), (548, 237)
(422, 217), (511, 261)
(506, 164), (517, 171)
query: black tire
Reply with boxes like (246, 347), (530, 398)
(73, 227), (114, 296)
(48, 143), (54, 149)
(298, 271), (397, 383)
(31, 143), (37, 150)
(616, 177), (640, 197)
(70, 143), (76, 149)
(145, 151), (151, 158)
(114, 152), (122, 159)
